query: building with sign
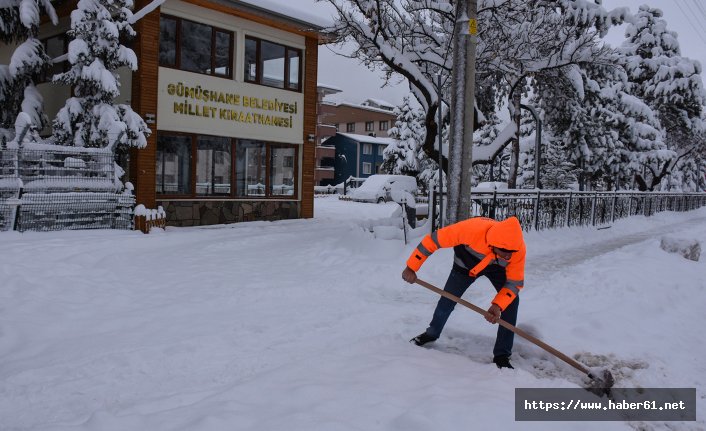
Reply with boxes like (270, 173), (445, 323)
(3, 0), (327, 226)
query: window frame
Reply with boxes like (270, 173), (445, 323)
(365, 121), (374, 132)
(244, 35), (302, 92)
(156, 131), (299, 200)
(362, 144), (372, 155)
(39, 33), (69, 83)
(346, 122), (355, 133)
(362, 162), (372, 175)
(159, 14), (234, 79)
(379, 120), (389, 131)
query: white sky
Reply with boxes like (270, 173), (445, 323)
(266, 0), (706, 108)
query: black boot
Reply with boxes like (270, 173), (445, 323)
(410, 332), (438, 346)
(493, 355), (514, 369)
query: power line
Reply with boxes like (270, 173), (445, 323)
(688, 0), (706, 21)
(680, 0), (706, 34)
(673, 0), (706, 45)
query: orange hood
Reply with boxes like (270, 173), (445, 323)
(486, 216), (524, 251)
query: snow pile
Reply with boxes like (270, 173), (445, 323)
(660, 235), (701, 261)
(134, 204), (166, 221)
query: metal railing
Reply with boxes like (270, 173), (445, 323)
(430, 189), (706, 231)
(0, 146), (135, 232)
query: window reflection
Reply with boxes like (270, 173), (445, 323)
(236, 140), (266, 196)
(159, 17), (176, 66)
(245, 36), (301, 91)
(196, 136), (231, 195)
(270, 146), (295, 196)
(287, 50), (300, 90)
(261, 40), (285, 89)
(244, 38), (257, 82)
(159, 15), (232, 78)
(181, 20), (212, 74)
(157, 135), (192, 194)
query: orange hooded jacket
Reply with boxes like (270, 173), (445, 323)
(406, 216), (526, 310)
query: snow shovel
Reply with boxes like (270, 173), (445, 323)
(414, 278), (615, 394)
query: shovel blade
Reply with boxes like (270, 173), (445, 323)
(585, 369), (615, 397)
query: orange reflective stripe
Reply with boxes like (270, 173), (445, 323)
(492, 287), (517, 311)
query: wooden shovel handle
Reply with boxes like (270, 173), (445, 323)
(415, 278), (591, 376)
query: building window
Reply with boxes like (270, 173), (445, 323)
(376, 163), (382, 173)
(157, 134), (297, 199)
(270, 146), (296, 196)
(346, 122), (355, 133)
(236, 139), (266, 196)
(365, 121), (374, 132)
(40, 33), (68, 83)
(196, 135), (231, 195)
(362, 144), (372, 155)
(244, 36), (302, 91)
(379, 120), (389, 131)
(334, 123), (339, 131)
(157, 134), (192, 194)
(362, 162), (372, 175)
(378, 145), (385, 156)
(159, 15), (233, 78)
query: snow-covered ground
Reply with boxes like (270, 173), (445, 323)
(1, 195), (704, 431)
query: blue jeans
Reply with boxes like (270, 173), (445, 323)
(425, 265), (519, 357)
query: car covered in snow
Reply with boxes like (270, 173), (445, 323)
(349, 174), (418, 204)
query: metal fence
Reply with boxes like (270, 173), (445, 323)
(0, 147), (135, 232)
(431, 190), (706, 231)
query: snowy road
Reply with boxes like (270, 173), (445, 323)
(0, 198), (704, 431)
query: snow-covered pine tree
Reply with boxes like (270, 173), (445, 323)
(0, 0), (58, 144)
(382, 97), (439, 192)
(382, 97), (423, 176)
(619, 5), (706, 191)
(542, 137), (580, 190)
(52, 0), (148, 149)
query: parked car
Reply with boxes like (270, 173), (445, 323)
(349, 174), (418, 204)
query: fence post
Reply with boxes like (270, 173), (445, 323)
(491, 189), (497, 219)
(431, 190), (437, 232)
(591, 192), (597, 226)
(533, 189), (541, 231)
(611, 191), (617, 223)
(565, 191), (572, 228)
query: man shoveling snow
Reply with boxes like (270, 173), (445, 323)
(402, 216), (526, 369)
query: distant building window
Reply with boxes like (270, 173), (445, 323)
(365, 121), (374, 132)
(379, 120), (389, 131)
(362, 144), (372, 155)
(40, 33), (68, 83)
(362, 162), (372, 175)
(376, 163), (382, 173)
(378, 145), (385, 156)
(244, 36), (302, 91)
(346, 122), (355, 133)
(159, 14), (233, 78)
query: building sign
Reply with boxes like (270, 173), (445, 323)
(157, 67), (304, 143)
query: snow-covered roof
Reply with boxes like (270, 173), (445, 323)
(236, 0), (333, 30)
(333, 102), (398, 116)
(317, 83), (343, 96)
(338, 133), (396, 145)
(361, 98), (395, 110)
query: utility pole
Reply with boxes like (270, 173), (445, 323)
(447, 0), (477, 224)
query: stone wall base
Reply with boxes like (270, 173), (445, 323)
(158, 200), (300, 227)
